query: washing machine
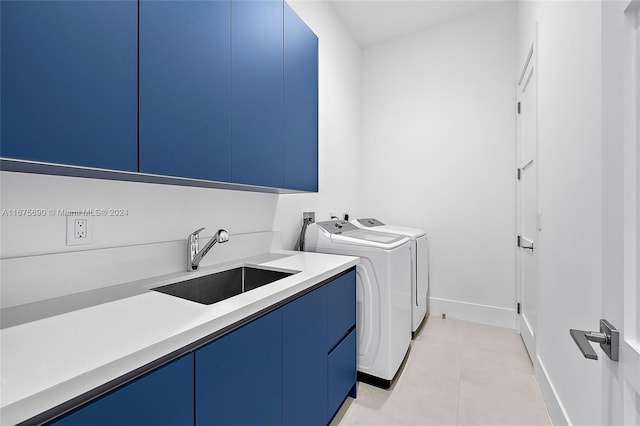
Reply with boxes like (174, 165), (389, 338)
(352, 218), (429, 338)
(304, 220), (411, 387)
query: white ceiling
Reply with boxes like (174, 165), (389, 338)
(329, 0), (513, 47)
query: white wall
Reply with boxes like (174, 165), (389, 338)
(0, 0), (362, 304)
(0, 171), (280, 305)
(518, 2), (605, 425)
(273, 0), (363, 249)
(0, 172), (277, 258)
(359, 3), (518, 328)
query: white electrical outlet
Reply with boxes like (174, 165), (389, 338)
(67, 215), (92, 246)
(75, 219), (87, 238)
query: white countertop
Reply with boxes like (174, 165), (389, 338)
(0, 251), (358, 425)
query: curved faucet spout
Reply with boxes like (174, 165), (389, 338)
(188, 228), (229, 272)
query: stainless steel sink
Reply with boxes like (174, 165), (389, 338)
(152, 267), (296, 305)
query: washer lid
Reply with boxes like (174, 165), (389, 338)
(315, 220), (409, 248)
(352, 218), (426, 239)
(372, 224), (426, 238)
(331, 229), (409, 249)
(346, 230), (403, 243)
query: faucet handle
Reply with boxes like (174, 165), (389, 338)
(216, 229), (230, 243)
(188, 227), (206, 240)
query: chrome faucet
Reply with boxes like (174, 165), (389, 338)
(187, 227), (230, 272)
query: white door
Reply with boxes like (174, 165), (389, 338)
(605, 3), (640, 424)
(582, 2), (640, 424)
(516, 31), (538, 361)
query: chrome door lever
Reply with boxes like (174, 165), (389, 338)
(517, 235), (534, 250)
(570, 319), (619, 361)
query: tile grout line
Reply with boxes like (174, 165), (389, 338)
(338, 318), (549, 425)
(456, 321), (466, 426)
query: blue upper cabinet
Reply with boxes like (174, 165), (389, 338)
(48, 354), (194, 426)
(284, 3), (319, 191)
(231, 0), (284, 188)
(2, 0), (318, 192)
(0, 0), (137, 171)
(139, 0), (232, 181)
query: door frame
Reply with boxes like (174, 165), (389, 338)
(621, 0), (640, 401)
(602, 2), (640, 424)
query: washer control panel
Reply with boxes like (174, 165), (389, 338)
(357, 218), (385, 227)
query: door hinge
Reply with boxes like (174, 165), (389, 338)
(517, 168), (521, 180)
(517, 102), (521, 114)
(517, 302), (521, 315)
(517, 235), (521, 247)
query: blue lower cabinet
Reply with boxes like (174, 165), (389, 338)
(48, 354), (194, 426)
(327, 270), (357, 350)
(282, 286), (328, 426)
(327, 330), (357, 423)
(44, 270), (356, 426)
(195, 309), (283, 426)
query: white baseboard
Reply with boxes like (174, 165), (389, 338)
(535, 355), (570, 426)
(429, 297), (516, 329)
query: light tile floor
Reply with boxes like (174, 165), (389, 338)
(332, 317), (551, 426)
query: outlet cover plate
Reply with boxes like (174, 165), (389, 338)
(66, 214), (92, 246)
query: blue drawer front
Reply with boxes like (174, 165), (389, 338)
(195, 309), (283, 426)
(1, 0), (137, 171)
(282, 286), (328, 426)
(283, 3), (318, 191)
(49, 354), (194, 426)
(327, 270), (356, 350)
(327, 329), (357, 422)
(139, 0), (232, 181)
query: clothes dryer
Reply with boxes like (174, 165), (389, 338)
(304, 220), (411, 387)
(352, 218), (429, 337)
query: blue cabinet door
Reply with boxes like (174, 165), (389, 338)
(139, 0), (231, 181)
(283, 4), (318, 191)
(282, 286), (328, 426)
(49, 354), (194, 426)
(326, 270), (357, 422)
(195, 309), (283, 425)
(328, 329), (357, 422)
(231, 0), (284, 188)
(1, 0), (137, 171)
(327, 270), (357, 350)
